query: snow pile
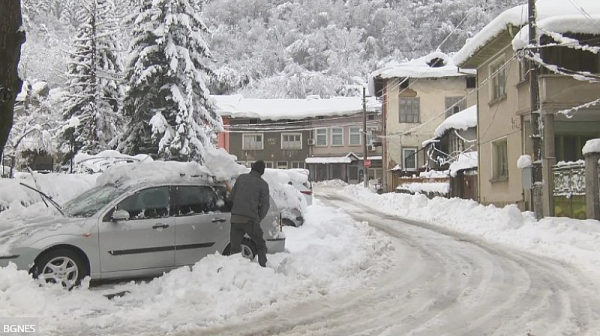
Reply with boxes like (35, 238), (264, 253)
(74, 150), (153, 173)
(432, 105), (477, 139)
(582, 138), (600, 155)
(449, 151), (478, 177)
(313, 179), (349, 188)
(213, 94), (381, 121)
(517, 154), (532, 169)
(371, 51), (475, 81)
(419, 170), (449, 178)
(455, 0), (600, 65)
(0, 173), (97, 213)
(396, 182), (449, 195)
(342, 185), (600, 278)
(0, 203), (393, 335)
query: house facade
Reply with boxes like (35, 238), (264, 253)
(454, 3), (600, 216)
(305, 112), (382, 184)
(371, 52), (477, 192)
(213, 95), (381, 182)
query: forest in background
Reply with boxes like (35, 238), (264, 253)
(20, 0), (523, 99)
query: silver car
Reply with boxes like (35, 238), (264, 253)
(0, 180), (285, 288)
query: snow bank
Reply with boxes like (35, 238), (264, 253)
(432, 105), (477, 139)
(342, 185), (600, 278)
(517, 154), (532, 169)
(313, 179), (349, 188)
(582, 138), (600, 155)
(0, 203), (393, 335)
(396, 182), (449, 195)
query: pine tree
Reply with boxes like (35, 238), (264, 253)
(119, 0), (223, 162)
(62, 0), (123, 156)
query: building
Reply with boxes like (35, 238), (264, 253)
(213, 95), (381, 183)
(305, 111), (382, 183)
(370, 51), (477, 192)
(454, 1), (600, 216)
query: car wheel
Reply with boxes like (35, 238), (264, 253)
(32, 248), (87, 289)
(223, 238), (257, 261)
(282, 218), (297, 227)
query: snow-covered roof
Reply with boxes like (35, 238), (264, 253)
(449, 152), (478, 177)
(512, 14), (600, 50)
(212, 94), (381, 121)
(433, 105), (477, 139)
(305, 156), (353, 164)
(454, 0), (600, 66)
(371, 51), (475, 81)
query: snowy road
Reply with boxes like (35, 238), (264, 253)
(190, 189), (600, 336)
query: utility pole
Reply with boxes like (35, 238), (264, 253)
(529, 0), (544, 219)
(363, 87), (369, 188)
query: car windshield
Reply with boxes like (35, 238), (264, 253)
(62, 184), (126, 218)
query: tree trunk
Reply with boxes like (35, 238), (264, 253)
(0, 0), (26, 159)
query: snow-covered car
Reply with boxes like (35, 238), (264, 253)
(281, 207), (304, 227)
(0, 177), (285, 288)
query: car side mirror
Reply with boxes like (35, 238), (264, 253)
(112, 210), (130, 222)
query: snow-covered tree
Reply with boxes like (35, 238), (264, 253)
(5, 82), (65, 177)
(119, 0), (223, 162)
(62, 0), (123, 156)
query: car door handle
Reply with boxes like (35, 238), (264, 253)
(152, 223), (169, 229)
(211, 218), (227, 223)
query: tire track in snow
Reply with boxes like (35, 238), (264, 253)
(179, 190), (600, 336)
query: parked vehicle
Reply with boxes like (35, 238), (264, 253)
(0, 178), (285, 288)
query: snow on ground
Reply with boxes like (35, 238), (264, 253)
(0, 202), (393, 336)
(313, 179), (349, 188)
(338, 185), (600, 278)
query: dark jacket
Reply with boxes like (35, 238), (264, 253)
(230, 170), (270, 223)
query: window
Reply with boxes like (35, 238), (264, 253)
(315, 128), (327, 146)
(349, 127), (361, 146)
(490, 59), (506, 100)
(445, 97), (466, 118)
(399, 98), (420, 123)
(368, 114), (375, 120)
(493, 139), (508, 180)
(245, 161), (255, 168)
(175, 186), (226, 216)
(402, 148), (418, 170)
(291, 161), (305, 169)
(277, 161), (288, 169)
(242, 133), (263, 150)
(114, 187), (170, 220)
(331, 128), (343, 146)
(466, 76), (476, 89)
(281, 133), (302, 150)
(265, 161), (274, 169)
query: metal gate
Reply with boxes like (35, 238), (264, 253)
(553, 161), (586, 219)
